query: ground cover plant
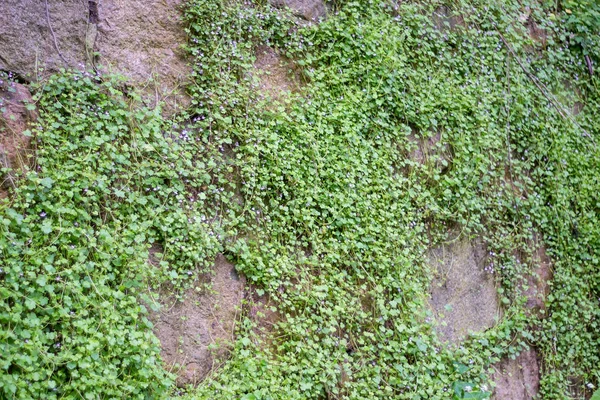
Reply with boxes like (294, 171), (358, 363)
(0, 0), (599, 399)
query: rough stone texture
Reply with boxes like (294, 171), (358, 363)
(0, 0), (190, 110)
(269, 0), (327, 22)
(561, 79), (584, 117)
(153, 254), (245, 386)
(248, 289), (279, 339)
(527, 18), (547, 48)
(0, 0), (89, 80)
(408, 129), (451, 172)
(95, 0), (191, 110)
(488, 234), (550, 399)
(523, 234), (553, 315)
(492, 349), (540, 400)
(253, 45), (301, 102)
(0, 81), (35, 199)
(432, 6), (465, 33)
(428, 237), (501, 343)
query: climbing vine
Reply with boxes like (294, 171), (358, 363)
(0, 0), (598, 398)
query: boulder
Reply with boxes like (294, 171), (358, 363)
(408, 128), (451, 172)
(269, 0), (327, 22)
(0, 0), (88, 80)
(523, 235), (552, 315)
(94, 0), (191, 110)
(492, 349), (540, 400)
(253, 45), (301, 103)
(0, 0), (190, 110)
(432, 6), (465, 33)
(0, 79), (35, 198)
(152, 254), (245, 386)
(428, 237), (501, 343)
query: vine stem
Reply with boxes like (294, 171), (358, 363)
(504, 51), (520, 213)
(44, 0), (69, 66)
(491, 19), (595, 146)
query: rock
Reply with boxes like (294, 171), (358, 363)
(253, 45), (301, 102)
(527, 19), (547, 47)
(560, 79), (584, 117)
(94, 0), (191, 111)
(0, 0), (88, 80)
(518, 7), (532, 24)
(492, 349), (540, 399)
(0, 79), (35, 198)
(428, 237), (501, 343)
(432, 6), (464, 33)
(523, 234), (552, 315)
(152, 254), (245, 386)
(248, 289), (279, 339)
(0, 0), (190, 110)
(269, 0), (327, 22)
(408, 127), (451, 173)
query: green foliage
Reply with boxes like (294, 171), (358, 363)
(452, 381), (491, 399)
(181, 0), (600, 398)
(1, 0), (599, 398)
(546, 0), (600, 57)
(0, 71), (232, 398)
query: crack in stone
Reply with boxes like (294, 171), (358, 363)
(88, 0), (99, 24)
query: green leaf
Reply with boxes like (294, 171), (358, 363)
(40, 177), (54, 188)
(25, 299), (36, 310)
(41, 221), (52, 234)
